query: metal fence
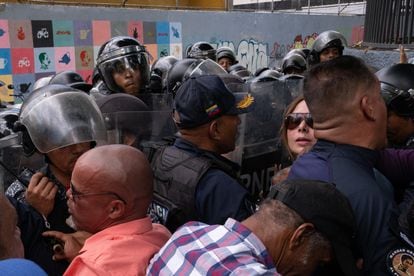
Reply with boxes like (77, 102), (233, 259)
(232, 0), (365, 15)
(364, 0), (414, 48)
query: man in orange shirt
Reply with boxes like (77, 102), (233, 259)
(44, 144), (171, 275)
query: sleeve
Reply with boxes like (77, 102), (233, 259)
(377, 149), (414, 188)
(195, 169), (255, 225)
(5, 180), (27, 203)
(64, 257), (106, 276)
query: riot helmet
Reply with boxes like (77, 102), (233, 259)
(281, 53), (307, 75)
(186, 41), (216, 60)
(216, 46), (237, 71)
(228, 63), (252, 81)
(148, 55), (179, 94)
(166, 58), (227, 96)
(49, 70), (92, 93)
(250, 67), (282, 83)
(96, 36), (150, 96)
(376, 63), (414, 117)
(32, 76), (53, 91)
(309, 30), (347, 65)
(15, 84), (107, 156)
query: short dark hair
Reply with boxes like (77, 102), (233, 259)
(303, 55), (377, 123)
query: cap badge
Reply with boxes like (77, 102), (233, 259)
(237, 94), (255, 109)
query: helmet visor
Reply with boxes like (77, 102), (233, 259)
(20, 92), (107, 153)
(98, 52), (150, 93)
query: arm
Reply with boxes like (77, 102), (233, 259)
(377, 149), (414, 188)
(195, 169), (255, 225)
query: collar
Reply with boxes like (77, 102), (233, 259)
(314, 139), (380, 166)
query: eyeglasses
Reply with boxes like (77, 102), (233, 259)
(284, 113), (313, 130)
(69, 182), (126, 204)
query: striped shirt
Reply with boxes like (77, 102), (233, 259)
(147, 218), (279, 275)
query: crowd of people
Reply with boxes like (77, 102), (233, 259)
(0, 29), (414, 276)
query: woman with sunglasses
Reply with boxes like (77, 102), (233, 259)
(272, 95), (316, 185)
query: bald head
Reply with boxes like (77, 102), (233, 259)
(0, 194), (24, 259)
(72, 144), (153, 217)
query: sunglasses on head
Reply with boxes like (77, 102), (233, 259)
(284, 113), (313, 130)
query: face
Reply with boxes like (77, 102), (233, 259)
(286, 100), (316, 157)
(319, 47), (340, 62)
(387, 111), (414, 146)
(113, 65), (142, 96)
(215, 115), (241, 154)
(218, 57), (233, 71)
(66, 179), (119, 233)
(46, 142), (91, 175)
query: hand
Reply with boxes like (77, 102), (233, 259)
(42, 230), (92, 262)
(400, 44), (408, 64)
(271, 166), (291, 185)
(25, 172), (58, 217)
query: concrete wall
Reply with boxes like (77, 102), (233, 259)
(1, 3), (364, 75)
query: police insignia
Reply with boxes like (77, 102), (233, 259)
(206, 104), (221, 117)
(236, 94), (254, 109)
(387, 248), (414, 276)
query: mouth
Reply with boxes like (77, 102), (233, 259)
(295, 137), (312, 146)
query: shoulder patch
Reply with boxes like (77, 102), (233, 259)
(387, 248), (414, 276)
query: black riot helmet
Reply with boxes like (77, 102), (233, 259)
(49, 70), (92, 93)
(228, 63), (252, 81)
(249, 67), (282, 83)
(216, 46), (237, 64)
(96, 36), (150, 95)
(281, 53), (307, 75)
(376, 63), (414, 117)
(309, 30), (347, 65)
(148, 55), (179, 94)
(166, 58), (227, 96)
(14, 84), (107, 156)
(186, 41), (216, 60)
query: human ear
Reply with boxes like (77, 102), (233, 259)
(360, 95), (375, 121)
(107, 200), (125, 219)
(288, 223), (315, 250)
(209, 120), (221, 140)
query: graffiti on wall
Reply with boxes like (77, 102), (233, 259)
(212, 39), (268, 73)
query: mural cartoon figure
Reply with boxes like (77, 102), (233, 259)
(0, 29), (5, 37)
(133, 27), (139, 39)
(80, 50), (91, 67)
(39, 52), (51, 70)
(172, 26), (180, 38)
(37, 28), (49, 39)
(17, 26), (25, 40)
(59, 52), (71, 65)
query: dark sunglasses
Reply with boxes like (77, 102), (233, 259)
(284, 113), (313, 130)
(70, 182), (126, 204)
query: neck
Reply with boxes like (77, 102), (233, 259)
(314, 119), (384, 150)
(180, 133), (217, 153)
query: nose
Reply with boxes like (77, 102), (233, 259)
(297, 120), (309, 132)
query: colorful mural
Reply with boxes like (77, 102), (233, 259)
(0, 19), (182, 102)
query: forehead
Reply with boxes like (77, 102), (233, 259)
(292, 100), (309, 113)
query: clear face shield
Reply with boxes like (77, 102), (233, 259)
(102, 109), (177, 149)
(185, 59), (228, 79)
(19, 92), (107, 153)
(98, 51), (150, 94)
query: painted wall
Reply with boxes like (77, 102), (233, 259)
(0, 3), (364, 102)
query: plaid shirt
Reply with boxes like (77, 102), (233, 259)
(147, 218), (279, 275)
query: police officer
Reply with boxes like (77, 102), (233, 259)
(96, 36), (150, 97)
(216, 46), (237, 71)
(5, 84), (106, 274)
(148, 55), (179, 94)
(376, 63), (414, 149)
(281, 49), (308, 75)
(309, 30), (347, 66)
(186, 41), (216, 60)
(149, 75), (256, 232)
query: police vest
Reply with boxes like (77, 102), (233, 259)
(147, 143), (241, 232)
